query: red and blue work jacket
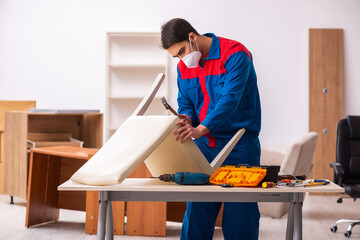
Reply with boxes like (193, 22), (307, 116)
(177, 33), (261, 148)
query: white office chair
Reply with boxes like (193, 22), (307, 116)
(259, 132), (318, 218)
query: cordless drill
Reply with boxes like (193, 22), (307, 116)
(154, 172), (210, 185)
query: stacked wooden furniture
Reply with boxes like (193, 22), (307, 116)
(3, 111), (103, 199)
(0, 101), (36, 194)
(309, 29), (344, 180)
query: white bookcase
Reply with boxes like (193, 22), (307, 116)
(106, 32), (169, 140)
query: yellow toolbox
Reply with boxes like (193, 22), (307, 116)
(210, 165), (267, 187)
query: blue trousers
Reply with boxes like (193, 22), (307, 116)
(180, 135), (261, 240)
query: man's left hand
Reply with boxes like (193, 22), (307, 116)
(173, 119), (209, 143)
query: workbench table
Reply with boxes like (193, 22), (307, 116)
(58, 179), (343, 240)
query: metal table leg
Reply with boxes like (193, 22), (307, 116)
(285, 192), (303, 240)
(293, 193), (303, 240)
(286, 202), (294, 240)
(106, 201), (114, 240)
(293, 202), (303, 239)
(97, 192), (108, 240)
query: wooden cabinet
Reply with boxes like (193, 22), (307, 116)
(3, 112), (103, 199)
(106, 32), (169, 139)
(309, 29), (344, 180)
(0, 101), (36, 194)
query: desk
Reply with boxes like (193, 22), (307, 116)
(59, 179), (343, 240)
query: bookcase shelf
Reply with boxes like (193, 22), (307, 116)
(104, 32), (171, 237)
(105, 32), (169, 140)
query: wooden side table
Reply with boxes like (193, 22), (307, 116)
(25, 146), (125, 234)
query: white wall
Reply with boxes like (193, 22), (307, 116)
(0, 0), (359, 146)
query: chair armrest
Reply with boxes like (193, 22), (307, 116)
(330, 162), (344, 185)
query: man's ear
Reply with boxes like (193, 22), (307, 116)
(188, 32), (198, 42)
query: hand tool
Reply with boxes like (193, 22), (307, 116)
(152, 172), (210, 185)
(305, 179), (330, 187)
(161, 97), (182, 119)
(262, 182), (275, 188)
(313, 179), (330, 184)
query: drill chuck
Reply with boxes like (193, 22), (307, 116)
(159, 174), (172, 182)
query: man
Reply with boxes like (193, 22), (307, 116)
(161, 18), (261, 240)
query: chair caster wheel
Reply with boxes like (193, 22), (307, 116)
(330, 226), (337, 232)
(337, 198), (343, 203)
(344, 231), (352, 238)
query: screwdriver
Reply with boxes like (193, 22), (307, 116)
(152, 172), (210, 185)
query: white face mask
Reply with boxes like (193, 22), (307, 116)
(181, 37), (201, 68)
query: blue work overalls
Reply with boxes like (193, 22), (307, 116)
(177, 33), (261, 240)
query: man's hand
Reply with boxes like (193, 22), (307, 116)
(173, 119), (209, 143)
(179, 114), (192, 125)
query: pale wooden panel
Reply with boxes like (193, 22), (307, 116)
(58, 156), (88, 211)
(0, 101), (36, 131)
(32, 146), (98, 160)
(42, 154), (62, 224)
(0, 132), (3, 194)
(127, 162), (152, 178)
(85, 191), (99, 234)
(0, 101), (35, 194)
(27, 133), (72, 141)
(112, 202), (125, 235)
(0, 162), (3, 194)
(309, 29), (343, 180)
(28, 114), (82, 138)
(79, 114), (104, 148)
(3, 112), (28, 198)
(127, 162), (166, 236)
(127, 201), (166, 236)
(25, 152), (60, 227)
(0, 131), (3, 163)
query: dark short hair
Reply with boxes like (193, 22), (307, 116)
(161, 18), (200, 49)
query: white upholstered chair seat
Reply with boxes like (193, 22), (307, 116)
(71, 115), (244, 186)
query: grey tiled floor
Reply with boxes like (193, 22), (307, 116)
(1, 194), (360, 239)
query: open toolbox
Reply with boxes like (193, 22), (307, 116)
(209, 164), (280, 187)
